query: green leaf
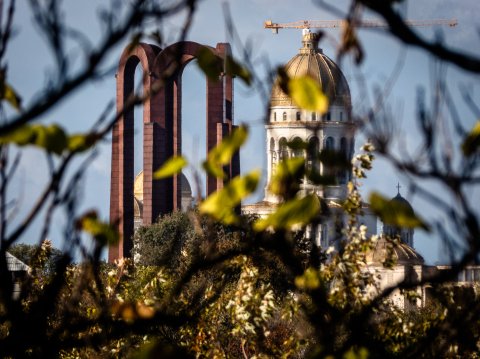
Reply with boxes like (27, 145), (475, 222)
(288, 75), (329, 113)
(196, 47), (223, 81)
(343, 347), (369, 359)
(202, 125), (248, 179)
(269, 157), (305, 196)
(1, 82), (22, 111)
(67, 133), (99, 153)
(369, 192), (430, 231)
(0, 124), (69, 155)
(32, 124), (68, 155)
(254, 194), (320, 231)
(76, 211), (119, 246)
(0, 125), (35, 145)
(153, 156), (188, 179)
(200, 170), (260, 225)
(462, 121), (480, 156)
(295, 267), (321, 290)
(225, 56), (252, 86)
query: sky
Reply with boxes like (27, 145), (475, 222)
(4, 0), (480, 264)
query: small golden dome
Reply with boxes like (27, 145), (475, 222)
(270, 31), (351, 108)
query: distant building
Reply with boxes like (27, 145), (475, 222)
(133, 171), (194, 231)
(242, 29), (377, 248)
(5, 252), (30, 300)
(242, 30), (479, 310)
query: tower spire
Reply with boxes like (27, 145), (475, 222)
(396, 182), (401, 195)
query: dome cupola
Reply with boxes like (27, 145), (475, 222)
(383, 184), (416, 247)
(270, 29), (351, 109)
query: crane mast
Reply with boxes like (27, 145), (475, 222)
(264, 18), (458, 34)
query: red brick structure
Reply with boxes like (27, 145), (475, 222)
(109, 41), (239, 262)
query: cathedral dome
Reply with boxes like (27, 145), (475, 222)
(270, 30), (351, 108)
(367, 236), (425, 266)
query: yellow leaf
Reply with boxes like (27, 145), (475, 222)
(77, 211), (119, 245)
(153, 156), (188, 179)
(369, 192), (430, 231)
(32, 124), (68, 155)
(200, 170), (260, 225)
(254, 195), (320, 231)
(269, 157), (305, 196)
(225, 56), (252, 86)
(288, 75), (328, 113)
(196, 47), (223, 81)
(202, 125), (248, 179)
(295, 267), (321, 290)
(462, 121), (480, 156)
(67, 133), (99, 153)
(1, 82), (22, 111)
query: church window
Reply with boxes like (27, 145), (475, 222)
(273, 112), (276, 122)
(323, 112), (331, 121)
(282, 112), (287, 121)
(307, 137), (320, 175)
(296, 111), (301, 121)
(312, 112), (316, 121)
(339, 137), (348, 184)
(340, 111), (343, 121)
(279, 138), (288, 160)
(325, 136), (334, 150)
(292, 137), (303, 158)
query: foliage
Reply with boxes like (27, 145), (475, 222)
(0, 0), (480, 358)
(8, 241), (63, 276)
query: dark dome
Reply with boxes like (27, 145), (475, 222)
(390, 193), (415, 216)
(270, 31), (351, 108)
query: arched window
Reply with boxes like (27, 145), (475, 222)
(340, 111), (343, 121)
(340, 137), (348, 158)
(296, 111), (301, 121)
(279, 137), (288, 160)
(270, 138), (277, 174)
(307, 137), (320, 174)
(339, 137), (348, 184)
(323, 112), (331, 121)
(292, 137), (303, 158)
(312, 112), (316, 121)
(282, 112), (287, 121)
(273, 112), (276, 122)
(325, 136), (334, 150)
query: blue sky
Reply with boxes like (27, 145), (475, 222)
(5, 0), (480, 264)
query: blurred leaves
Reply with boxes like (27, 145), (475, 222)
(295, 267), (321, 290)
(339, 20), (364, 65)
(269, 157), (305, 196)
(462, 120), (480, 156)
(153, 155), (187, 179)
(369, 192), (430, 231)
(196, 47), (223, 81)
(203, 125), (248, 179)
(288, 75), (329, 113)
(200, 170), (260, 225)
(0, 82), (22, 111)
(254, 195), (320, 231)
(0, 67), (22, 111)
(225, 55), (252, 85)
(67, 133), (99, 153)
(196, 47), (251, 85)
(0, 123), (99, 155)
(76, 210), (119, 246)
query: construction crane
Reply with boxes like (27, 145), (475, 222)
(264, 18), (457, 34)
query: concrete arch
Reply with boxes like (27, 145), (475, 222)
(109, 43), (161, 263)
(109, 41), (239, 262)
